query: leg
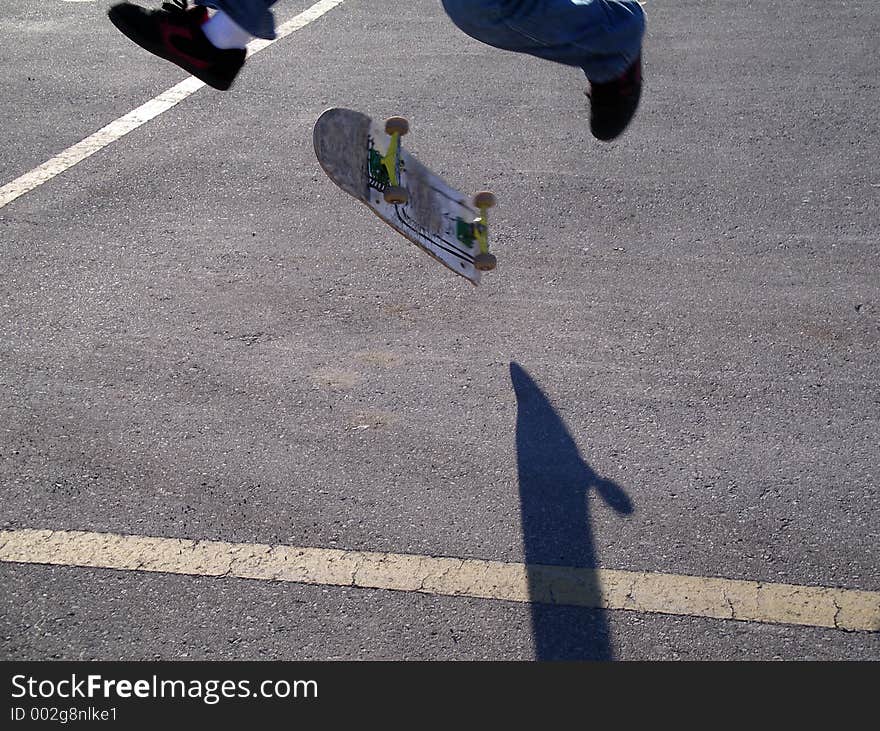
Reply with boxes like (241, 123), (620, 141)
(442, 0), (646, 139)
(441, 0), (645, 82)
(108, 0), (278, 90)
(194, 0), (278, 40)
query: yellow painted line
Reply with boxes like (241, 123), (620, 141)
(0, 0), (347, 210)
(0, 529), (877, 632)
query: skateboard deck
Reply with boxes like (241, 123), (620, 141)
(313, 107), (496, 285)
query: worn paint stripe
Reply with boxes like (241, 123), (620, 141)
(1, 529), (877, 631)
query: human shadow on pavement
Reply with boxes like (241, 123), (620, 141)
(511, 362), (633, 660)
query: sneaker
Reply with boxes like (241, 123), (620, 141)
(587, 55), (643, 141)
(107, 0), (246, 91)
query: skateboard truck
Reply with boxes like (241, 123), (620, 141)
(472, 191), (497, 271)
(382, 117), (409, 205)
(383, 116), (496, 273)
(314, 107), (499, 284)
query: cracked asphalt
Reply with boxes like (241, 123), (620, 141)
(1, 0), (878, 660)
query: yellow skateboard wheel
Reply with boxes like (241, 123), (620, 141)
(384, 186), (409, 205)
(473, 191), (496, 209)
(384, 117), (409, 136)
(474, 253), (497, 271)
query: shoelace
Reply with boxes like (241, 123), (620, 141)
(161, 0), (189, 13)
(160, 0), (209, 26)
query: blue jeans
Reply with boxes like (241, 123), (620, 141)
(195, 0), (277, 40)
(197, 1), (646, 82)
(442, 0), (645, 82)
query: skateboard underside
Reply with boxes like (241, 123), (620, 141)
(313, 108), (485, 285)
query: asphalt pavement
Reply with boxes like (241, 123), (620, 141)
(1, 0), (878, 660)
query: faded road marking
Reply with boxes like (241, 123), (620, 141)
(2, 529), (878, 631)
(0, 0), (347, 210)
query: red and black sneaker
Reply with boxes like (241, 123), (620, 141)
(587, 55), (643, 141)
(108, 0), (246, 91)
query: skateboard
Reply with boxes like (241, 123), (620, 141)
(313, 107), (497, 285)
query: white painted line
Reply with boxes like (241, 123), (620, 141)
(0, 77), (204, 210)
(1, 529), (877, 632)
(0, 0), (347, 210)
